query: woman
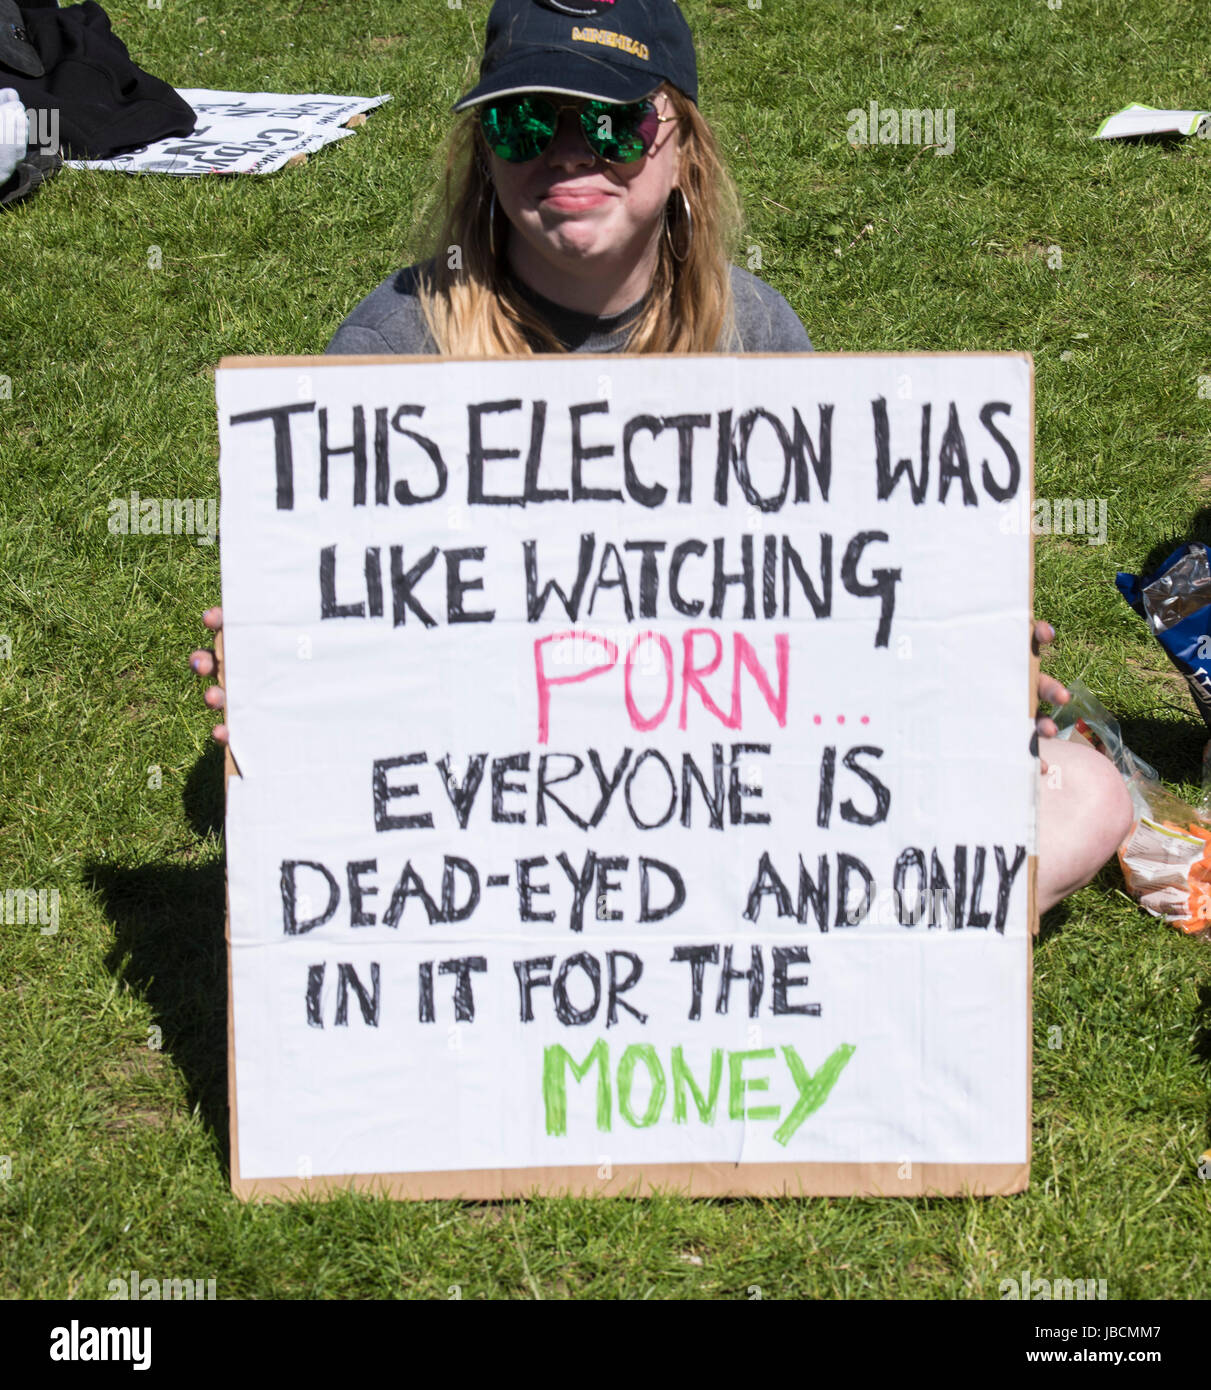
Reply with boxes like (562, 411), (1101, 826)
(323, 0), (808, 358)
(191, 0), (1133, 912)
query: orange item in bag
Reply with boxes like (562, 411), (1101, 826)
(1117, 817), (1211, 935)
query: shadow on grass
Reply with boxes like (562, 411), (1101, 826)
(1137, 509), (1211, 577)
(1037, 898), (1072, 944)
(84, 743), (229, 1170)
(183, 737), (225, 841)
(1115, 715), (1207, 789)
(1112, 132), (1195, 150)
(1117, 509), (1211, 784)
(1192, 985), (1211, 1149)
(1038, 856), (1127, 945)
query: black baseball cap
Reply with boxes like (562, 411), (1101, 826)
(452, 0), (698, 111)
(0, 0), (43, 78)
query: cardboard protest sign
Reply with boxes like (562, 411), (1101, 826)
(216, 351), (1035, 1200)
(67, 91), (391, 175)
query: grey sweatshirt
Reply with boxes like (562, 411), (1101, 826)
(324, 260), (812, 356)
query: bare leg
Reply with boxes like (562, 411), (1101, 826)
(1037, 736), (1135, 914)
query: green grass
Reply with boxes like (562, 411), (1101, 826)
(2, 0), (1210, 1299)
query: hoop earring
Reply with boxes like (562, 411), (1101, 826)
(487, 187), (498, 260)
(666, 188), (692, 263)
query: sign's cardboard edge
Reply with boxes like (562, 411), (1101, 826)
(218, 630), (245, 1196)
(228, 1161), (1029, 1202)
(220, 351), (1038, 1201)
(218, 351), (1038, 369)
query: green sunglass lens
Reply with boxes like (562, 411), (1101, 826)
(481, 98), (557, 162)
(480, 97), (660, 164)
(581, 100), (657, 162)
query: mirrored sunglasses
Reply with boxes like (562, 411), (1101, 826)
(479, 94), (675, 165)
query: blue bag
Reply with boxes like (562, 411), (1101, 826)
(1117, 542), (1211, 729)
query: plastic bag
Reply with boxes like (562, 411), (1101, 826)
(1117, 543), (1211, 730)
(1051, 680), (1211, 939)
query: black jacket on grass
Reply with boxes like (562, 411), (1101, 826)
(2, 1), (194, 159)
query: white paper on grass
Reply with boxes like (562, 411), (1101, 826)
(217, 353), (1035, 1181)
(1095, 103), (1211, 139)
(65, 90), (391, 175)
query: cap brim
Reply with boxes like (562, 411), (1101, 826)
(452, 49), (660, 112)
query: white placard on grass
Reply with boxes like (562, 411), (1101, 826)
(216, 350), (1035, 1199)
(67, 90), (391, 175)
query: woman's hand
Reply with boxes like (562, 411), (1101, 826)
(189, 606), (227, 744)
(1034, 619), (1069, 738)
(1032, 619), (1135, 909)
(1034, 618), (1070, 776)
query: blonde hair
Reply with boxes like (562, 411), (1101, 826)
(414, 84), (741, 355)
